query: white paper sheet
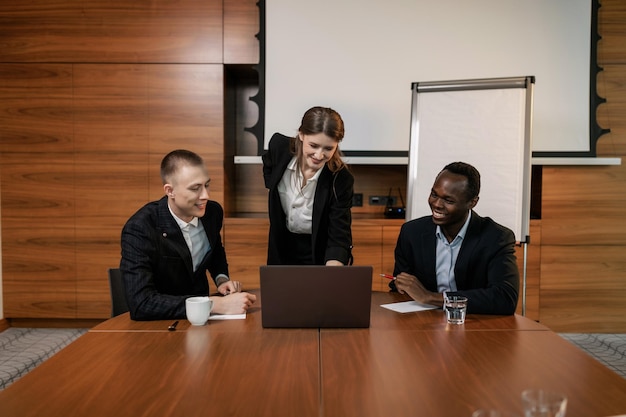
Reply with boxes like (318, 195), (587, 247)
(381, 301), (439, 313)
(208, 313), (247, 320)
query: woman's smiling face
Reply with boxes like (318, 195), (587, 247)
(299, 132), (338, 172)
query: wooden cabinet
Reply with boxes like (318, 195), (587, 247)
(352, 221), (403, 291)
(224, 0), (260, 64)
(223, 218), (269, 291)
(222, 218), (404, 292)
(220, 218), (541, 311)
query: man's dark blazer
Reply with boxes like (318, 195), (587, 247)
(120, 196), (229, 320)
(392, 211), (519, 315)
(262, 133), (354, 265)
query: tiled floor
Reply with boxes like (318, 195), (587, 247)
(0, 328), (625, 391)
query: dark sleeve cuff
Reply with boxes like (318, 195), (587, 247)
(215, 274), (230, 287)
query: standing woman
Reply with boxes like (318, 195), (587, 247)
(262, 106), (354, 266)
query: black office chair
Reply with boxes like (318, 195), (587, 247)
(108, 268), (129, 317)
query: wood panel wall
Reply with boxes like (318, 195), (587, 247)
(0, 0), (230, 318)
(1, 0), (625, 332)
(538, 0), (626, 332)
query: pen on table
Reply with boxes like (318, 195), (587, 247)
(380, 274), (396, 280)
(168, 320), (179, 331)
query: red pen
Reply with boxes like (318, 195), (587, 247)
(380, 274), (396, 280)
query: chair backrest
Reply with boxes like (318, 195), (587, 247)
(108, 268), (129, 317)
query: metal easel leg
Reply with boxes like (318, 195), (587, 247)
(522, 242), (528, 316)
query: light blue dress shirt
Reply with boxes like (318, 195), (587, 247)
(168, 205), (211, 272)
(435, 211), (472, 293)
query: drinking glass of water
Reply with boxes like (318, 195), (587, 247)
(521, 389), (567, 417)
(444, 295), (468, 324)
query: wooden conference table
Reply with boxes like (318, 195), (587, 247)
(1, 292), (626, 417)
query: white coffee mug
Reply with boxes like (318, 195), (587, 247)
(185, 296), (213, 326)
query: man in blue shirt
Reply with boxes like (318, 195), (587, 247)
(391, 162), (519, 315)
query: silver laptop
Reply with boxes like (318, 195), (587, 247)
(260, 265), (373, 328)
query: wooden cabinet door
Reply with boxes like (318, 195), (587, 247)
(223, 218), (269, 290)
